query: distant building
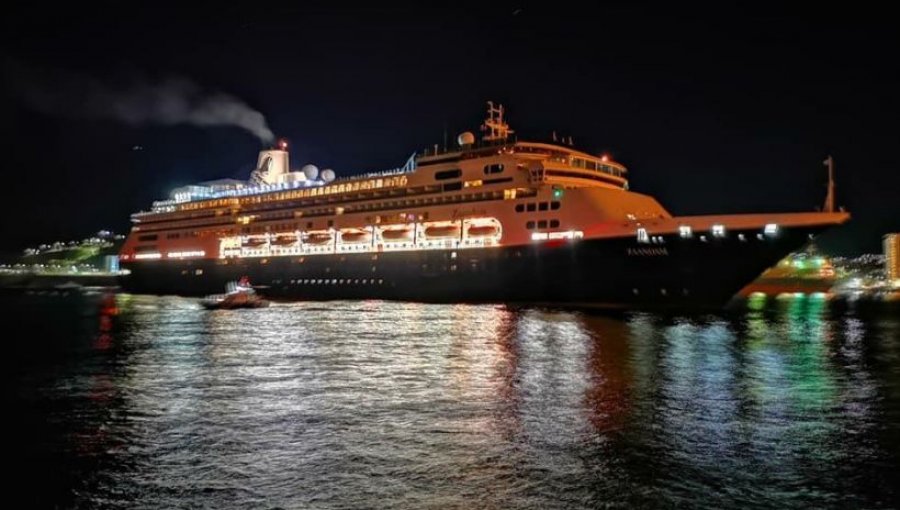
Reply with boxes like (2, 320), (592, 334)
(885, 233), (900, 284)
(103, 255), (120, 273)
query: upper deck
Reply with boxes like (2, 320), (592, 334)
(131, 103), (629, 224)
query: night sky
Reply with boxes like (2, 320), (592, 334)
(2, 4), (898, 257)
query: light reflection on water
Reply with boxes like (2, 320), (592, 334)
(6, 294), (899, 508)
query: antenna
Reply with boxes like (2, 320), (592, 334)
(481, 101), (515, 141)
(823, 155), (836, 213)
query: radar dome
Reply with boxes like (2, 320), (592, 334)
(321, 169), (336, 182)
(457, 132), (476, 146)
(301, 164), (319, 180)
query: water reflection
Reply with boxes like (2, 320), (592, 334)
(5, 294), (899, 508)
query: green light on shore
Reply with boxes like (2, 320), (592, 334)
(748, 292), (767, 310)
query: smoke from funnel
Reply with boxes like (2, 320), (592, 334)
(5, 60), (274, 143)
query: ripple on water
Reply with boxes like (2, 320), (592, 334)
(5, 295), (900, 508)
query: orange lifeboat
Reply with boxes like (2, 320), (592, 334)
(242, 237), (267, 248)
(467, 225), (499, 237)
(381, 226), (413, 241)
(306, 232), (333, 245)
(424, 224), (461, 239)
(341, 230), (371, 243)
(272, 234), (298, 246)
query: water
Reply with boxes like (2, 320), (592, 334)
(5, 292), (900, 508)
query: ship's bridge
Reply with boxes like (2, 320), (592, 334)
(511, 142), (628, 190)
(415, 102), (629, 191)
(415, 139), (629, 191)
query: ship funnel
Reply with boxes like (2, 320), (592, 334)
(250, 144), (290, 185)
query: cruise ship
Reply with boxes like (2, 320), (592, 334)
(119, 103), (849, 307)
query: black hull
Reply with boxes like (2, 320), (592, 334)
(120, 226), (822, 308)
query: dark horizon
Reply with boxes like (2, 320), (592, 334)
(2, 4), (898, 257)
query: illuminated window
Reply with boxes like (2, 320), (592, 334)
(712, 224), (726, 237)
(636, 228), (649, 243)
(764, 223), (778, 236)
(679, 225), (692, 238)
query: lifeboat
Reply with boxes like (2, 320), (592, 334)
(341, 230), (372, 243)
(242, 237), (267, 248)
(380, 226), (414, 241)
(306, 232), (333, 245)
(424, 224), (461, 239)
(272, 234), (298, 246)
(467, 225), (499, 237)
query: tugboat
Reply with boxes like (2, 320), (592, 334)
(201, 276), (270, 309)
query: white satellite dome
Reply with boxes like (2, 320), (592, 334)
(457, 132), (475, 146)
(301, 164), (319, 180)
(321, 169), (336, 182)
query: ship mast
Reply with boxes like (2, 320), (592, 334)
(481, 101), (514, 141)
(823, 155), (836, 213)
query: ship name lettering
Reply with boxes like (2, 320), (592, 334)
(626, 247), (669, 256)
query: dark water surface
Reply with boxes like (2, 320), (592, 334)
(5, 292), (900, 508)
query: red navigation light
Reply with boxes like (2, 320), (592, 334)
(278, 139), (288, 150)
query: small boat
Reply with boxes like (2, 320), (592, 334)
(341, 229), (372, 243)
(380, 226), (414, 241)
(467, 225), (499, 237)
(424, 224), (461, 239)
(272, 234), (298, 246)
(305, 232), (333, 245)
(201, 277), (270, 309)
(242, 237), (267, 248)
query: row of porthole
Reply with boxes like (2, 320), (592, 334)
(527, 219), (560, 230)
(631, 288), (690, 296)
(515, 201), (561, 213)
(641, 231), (776, 244)
(289, 278), (385, 285)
